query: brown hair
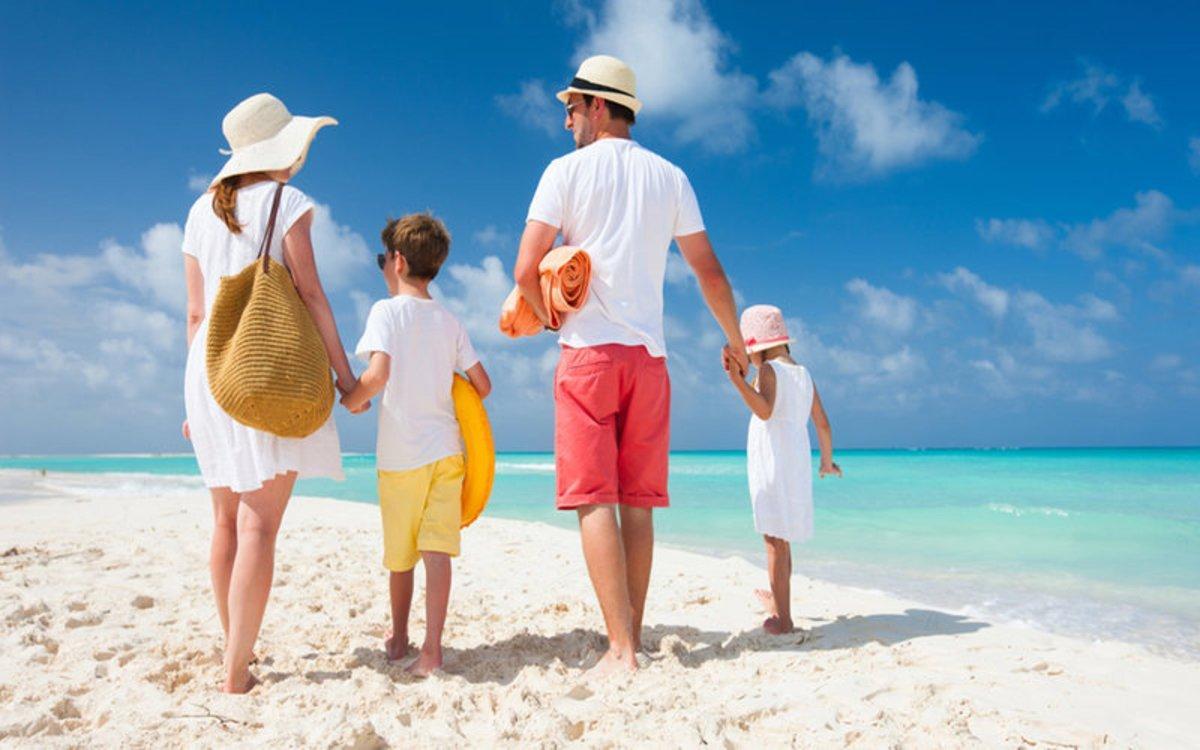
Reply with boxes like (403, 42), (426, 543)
(583, 94), (636, 124)
(210, 172), (272, 235)
(380, 213), (451, 280)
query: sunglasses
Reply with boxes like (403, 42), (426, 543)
(376, 252), (389, 270)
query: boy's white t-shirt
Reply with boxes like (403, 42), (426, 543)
(355, 295), (479, 472)
(526, 138), (705, 358)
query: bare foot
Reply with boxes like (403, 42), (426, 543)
(405, 649), (442, 678)
(754, 589), (778, 615)
(221, 671), (259, 694)
(585, 648), (638, 680)
(385, 633), (409, 662)
(762, 615), (794, 635)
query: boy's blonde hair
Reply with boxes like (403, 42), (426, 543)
(380, 213), (451, 280)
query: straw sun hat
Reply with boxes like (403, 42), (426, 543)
(556, 55), (643, 115)
(740, 305), (796, 355)
(209, 93), (337, 189)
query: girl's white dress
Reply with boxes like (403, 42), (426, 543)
(182, 182), (344, 493)
(747, 360), (814, 543)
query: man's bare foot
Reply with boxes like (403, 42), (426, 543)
(405, 649), (442, 678)
(385, 633), (409, 662)
(585, 648), (638, 680)
(762, 615), (794, 635)
(221, 671), (259, 694)
(754, 589), (778, 615)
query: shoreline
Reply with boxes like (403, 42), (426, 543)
(2, 469), (1199, 745)
(4, 467), (1199, 664)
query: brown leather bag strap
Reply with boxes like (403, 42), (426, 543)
(256, 182), (286, 274)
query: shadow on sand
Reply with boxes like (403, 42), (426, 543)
(340, 608), (989, 686)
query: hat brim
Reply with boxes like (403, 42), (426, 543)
(746, 337), (795, 355)
(556, 86), (643, 115)
(209, 115), (337, 189)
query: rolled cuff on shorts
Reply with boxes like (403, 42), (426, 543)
(555, 491), (621, 511)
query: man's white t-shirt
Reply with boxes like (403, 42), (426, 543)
(355, 295), (479, 472)
(526, 138), (705, 358)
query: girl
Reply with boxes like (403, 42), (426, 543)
(722, 305), (840, 635)
(182, 93), (357, 692)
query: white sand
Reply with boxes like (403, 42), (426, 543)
(1, 469), (1197, 748)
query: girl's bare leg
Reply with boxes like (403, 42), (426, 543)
(763, 535), (794, 634)
(222, 471), (296, 693)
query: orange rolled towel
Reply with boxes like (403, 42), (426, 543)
(499, 246), (591, 338)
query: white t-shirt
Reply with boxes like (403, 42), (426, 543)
(526, 138), (705, 358)
(355, 295), (479, 472)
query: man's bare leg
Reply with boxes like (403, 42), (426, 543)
(577, 505), (638, 676)
(618, 505), (653, 652)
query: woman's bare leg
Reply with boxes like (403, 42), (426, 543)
(222, 471), (296, 693)
(209, 487), (240, 641)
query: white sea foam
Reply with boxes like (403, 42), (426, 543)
(986, 502), (1070, 517)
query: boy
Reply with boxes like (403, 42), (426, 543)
(341, 213), (491, 676)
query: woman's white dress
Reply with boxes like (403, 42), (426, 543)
(747, 361), (814, 543)
(182, 182), (343, 493)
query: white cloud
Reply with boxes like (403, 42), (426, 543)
(937, 266), (1009, 319)
(435, 255), (515, 347)
(1042, 61), (1162, 128)
(307, 203), (370, 291)
(766, 51), (980, 178)
(495, 80), (563, 137)
(472, 225), (513, 250)
(845, 277), (918, 334)
(1189, 137), (1200, 174)
(1014, 290), (1113, 363)
(1062, 190), (1176, 260)
(664, 249), (692, 286)
(1151, 353), (1182, 371)
(570, 0), (758, 153)
(188, 173), (212, 193)
(101, 222), (186, 312)
(975, 218), (1055, 250)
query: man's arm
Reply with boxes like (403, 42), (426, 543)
(513, 220), (559, 329)
(675, 231), (748, 371)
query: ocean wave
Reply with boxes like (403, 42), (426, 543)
(496, 462), (556, 474)
(986, 502), (1070, 518)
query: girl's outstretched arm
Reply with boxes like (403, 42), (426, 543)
(725, 352), (776, 420)
(811, 383), (841, 477)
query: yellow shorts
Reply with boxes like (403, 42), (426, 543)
(377, 454), (464, 572)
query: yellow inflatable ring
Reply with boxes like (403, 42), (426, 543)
(452, 374), (495, 528)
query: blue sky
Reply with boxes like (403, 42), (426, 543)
(1, 0), (1197, 454)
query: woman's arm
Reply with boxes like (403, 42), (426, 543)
(282, 210), (356, 394)
(810, 383), (841, 477)
(726, 356), (776, 420)
(464, 362), (492, 399)
(184, 255), (205, 348)
(341, 352), (389, 412)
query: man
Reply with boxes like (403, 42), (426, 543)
(513, 54), (747, 676)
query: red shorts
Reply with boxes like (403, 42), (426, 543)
(554, 344), (670, 510)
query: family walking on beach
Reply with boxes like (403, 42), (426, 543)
(181, 55), (839, 693)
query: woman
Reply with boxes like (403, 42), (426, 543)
(181, 93), (356, 693)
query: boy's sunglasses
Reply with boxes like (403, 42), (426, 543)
(376, 252), (389, 270)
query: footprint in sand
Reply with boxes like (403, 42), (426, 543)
(131, 595), (154, 610)
(65, 613), (103, 629)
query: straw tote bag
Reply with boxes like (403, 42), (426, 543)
(205, 183), (334, 438)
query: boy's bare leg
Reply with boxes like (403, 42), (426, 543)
(407, 552), (450, 677)
(386, 570), (414, 661)
(577, 505), (638, 676)
(762, 535), (794, 634)
(222, 471), (296, 693)
(618, 505), (653, 652)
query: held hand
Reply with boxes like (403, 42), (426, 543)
(819, 461), (842, 478)
(728, 343), (749, 377)
(722, 345), (745, 380)
(181, 420), (191, 441)
(339, 393), (370, 415)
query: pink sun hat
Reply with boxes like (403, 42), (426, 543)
(740, 304), (795, 354)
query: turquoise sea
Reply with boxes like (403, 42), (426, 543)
(2, 448), (1198, 658)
